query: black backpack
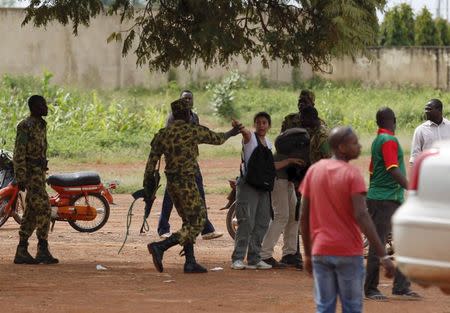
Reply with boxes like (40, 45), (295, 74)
(242, 133), (276, 192)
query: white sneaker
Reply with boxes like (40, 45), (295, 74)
(246, 260), (272, 270)
(159, 232), (171, 239)
(202, 231), (223, 240)
(231, 260), (245, 270)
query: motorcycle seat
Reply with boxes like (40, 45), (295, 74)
(47, 171), (101, 187)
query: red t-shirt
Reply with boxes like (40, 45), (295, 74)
(300, 159), (366, 256)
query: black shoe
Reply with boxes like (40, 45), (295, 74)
(14, 241), (38, 265)
(280, 254), (302, 268)
(183, 243), (207, 273)
(262, 257), (287, 269)
(147, 234), (179, 272)
(35, 239), (59, 264)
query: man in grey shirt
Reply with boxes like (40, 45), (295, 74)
(410, 99), (450, 164)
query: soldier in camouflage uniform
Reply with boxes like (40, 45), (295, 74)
(281, 89), (316, 132)
(13, 95), (58, 265)
(145, 98), (241, 273)
(300, 106), (331, 163)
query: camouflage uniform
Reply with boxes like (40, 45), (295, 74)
(281, 113), (330, 164)
(13, 116), (51, 242)
(308, 125), (331, 164)
(144, 115), (227, 246)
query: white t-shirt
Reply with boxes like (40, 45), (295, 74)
(241, 132), (272, 175)
(410, 118), (450, 163)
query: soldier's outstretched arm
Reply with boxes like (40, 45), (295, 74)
(13, 123), (28, 185)
(196, 125), (232, 145)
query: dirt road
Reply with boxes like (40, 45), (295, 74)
(1, 192), (450, 313)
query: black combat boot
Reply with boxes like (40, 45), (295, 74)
(35, 239), (59, 264)
(147, 234), (179, 272)
(14, 240), (39, 264)
(183, 243), (207, 274)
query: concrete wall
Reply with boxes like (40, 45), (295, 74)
(0, 8), (313, 89)
(321, 47), (450, 90)
(5, 8), (448, 90)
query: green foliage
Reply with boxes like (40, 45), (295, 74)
(22, 0), (385, 72)
(379, 3), (414, 46)
(415, 7), (441, 46)
(207, 71), (246, 120)
(0, 73), (165, 158)
(436, 18), (450, 46)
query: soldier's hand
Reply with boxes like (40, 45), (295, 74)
(231, 119), (244, 131)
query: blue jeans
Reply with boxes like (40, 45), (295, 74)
(312, 255), (365, 313)
(157, 171), (215, 236)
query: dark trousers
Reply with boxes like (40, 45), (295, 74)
(157, 171), (215, 236)
(364, 199), (410, 295)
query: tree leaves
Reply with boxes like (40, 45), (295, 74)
(22, 0), (385, 72)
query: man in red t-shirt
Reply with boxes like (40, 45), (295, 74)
(300, 126), (395, 313)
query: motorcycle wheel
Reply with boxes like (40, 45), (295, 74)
(12, 192), (25, 224)
(68, 193), (110, 233)
(0, 198), (10, 227)
(226, 202), (237, 240)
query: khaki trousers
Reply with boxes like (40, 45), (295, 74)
(260, 178), (299, 259)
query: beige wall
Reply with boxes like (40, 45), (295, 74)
(5, 8), (447, 90)
(321, 47), (450, 90)
(0, 8), (313, 89)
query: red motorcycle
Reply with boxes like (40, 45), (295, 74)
(0, 146), (117, 232)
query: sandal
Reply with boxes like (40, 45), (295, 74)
(365, 292), (388, 301)
(392, 290), (422, 300)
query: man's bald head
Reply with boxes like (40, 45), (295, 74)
(328, 126), (361, 161)
(328, 126), (355, 150)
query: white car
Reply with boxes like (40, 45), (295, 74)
(392, 143), (450, 295)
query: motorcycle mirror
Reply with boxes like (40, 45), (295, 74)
(0, 138), (5, 146)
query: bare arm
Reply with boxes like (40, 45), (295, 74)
(352, 193), (395, 278)
(300, 197), (313, 274)
(388, 167), (408, 189)
(274, 158), (305, 170)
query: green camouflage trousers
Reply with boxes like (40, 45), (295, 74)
(19, 170), (51, 241)
(167, 174), (206, 246)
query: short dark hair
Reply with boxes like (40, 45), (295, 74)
(376, 107), (395, 128)
(428, 99), (443, 111)
(253, 111), (271, 126)
(180, 90), (193, 97)
(28, 95), (46, 111)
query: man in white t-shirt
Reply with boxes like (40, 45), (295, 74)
(410, 99), (450, 164)
(231, 112), (303, 270)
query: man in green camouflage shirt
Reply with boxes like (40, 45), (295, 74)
(281, 90), (330, 163)
(281, 89), (316, 132)
(300, 106), (331, 163)
(145, 98), (241, 273)
(276, 90), (330, 268)
(13, 95), (58, 265)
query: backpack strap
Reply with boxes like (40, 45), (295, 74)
(240, 132), (263, 177)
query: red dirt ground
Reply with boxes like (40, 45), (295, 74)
(1, 159), (449, 313)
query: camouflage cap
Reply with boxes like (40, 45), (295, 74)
(171, 98), (191, 114)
